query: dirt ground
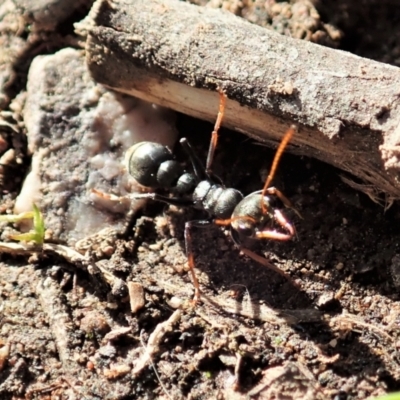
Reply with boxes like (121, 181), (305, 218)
(1, 0), (400, 399)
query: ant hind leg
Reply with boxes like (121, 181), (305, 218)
(184, 219), (212, 304)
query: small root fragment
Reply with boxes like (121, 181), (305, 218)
(132, 309), (182, 377)
(330, 313), (393, 343)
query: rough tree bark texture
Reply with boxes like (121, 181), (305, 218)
(85, 0), (400, 204)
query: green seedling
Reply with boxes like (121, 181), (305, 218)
(373, 393), (400, 400)
(0, 204), (45, 245)
(203, 371), (212, 379)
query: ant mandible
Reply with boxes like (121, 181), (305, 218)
(126, 92), (298, 304)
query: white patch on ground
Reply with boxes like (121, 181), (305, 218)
(17, 48), (178, 244)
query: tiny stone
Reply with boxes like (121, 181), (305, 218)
(111, 279), (128, 298)
(363, 296), (372, 305)
(102, 327), (132, 343)
(329, 339), (338, 348)
(175, 345), (182, 353)
(316, 292), (335, 308)
(102, 245), (114, 257)
(127, 281), (145, 313)
(335, 262), (344, 270)
(0, 343), (10, 372)
(168, 296), (184, 309)
(80, 311), (110, 335)
(300, 268), (308, 274)
(219, 354), (237, 367)
(103, 363), (131, 379)
(98, 344), (117, 358)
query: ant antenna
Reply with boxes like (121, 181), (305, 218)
(205, 91), (226, 177)
(261, 125), (297, 213)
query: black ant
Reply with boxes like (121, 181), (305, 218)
(126, 92), (298, 303)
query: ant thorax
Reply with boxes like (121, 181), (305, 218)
(192, 180), (243, 219)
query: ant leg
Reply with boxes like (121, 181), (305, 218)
(205, 91), (226, 178)
(219, 221), (297, 283)
(261, 125), (296, 213)
(264, 187), (293, 208)
(179, 138), (206, 181)
(265, 187), (302, 219)
(184, 219), (212, 304)
(90, 189), (131, 213)
(131, 192), (193, 207)
(239, 247), (299, 287)
(255, 229), (292, 241)
(255, 209), (295, 240)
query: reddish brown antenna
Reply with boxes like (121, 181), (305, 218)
(206, 91), (226, 175)
(261, 125), (297, 213)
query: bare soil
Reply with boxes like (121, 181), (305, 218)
(1, 1), (400, 399)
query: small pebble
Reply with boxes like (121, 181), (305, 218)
(80, 311), (110, 335)
(103, 363), (131, 379)
(128, 281), (145, 313)
(329, 339), (338, 348)
(0, 343), (10, 371)
(335, 262), (344, 270)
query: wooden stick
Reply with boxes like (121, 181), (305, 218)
(84, 0), (400, 204)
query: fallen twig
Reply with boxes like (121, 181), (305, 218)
(133, 309), (182, 377)
(84, 0), (400, 203)
(0, 241), (123, 292)
(36, 276), (89, 399)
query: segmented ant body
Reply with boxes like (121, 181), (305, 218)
(126, 93), (297, 303)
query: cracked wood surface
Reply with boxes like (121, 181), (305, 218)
(85, 0), (400, 203)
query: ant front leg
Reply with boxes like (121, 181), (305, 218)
(179, 138), (206, 181)
(265, 187), (302, 219)
(90, 189), (132, 213)
(184, 219), (212, 304)
(131, 192), (193, 207)
(255, 208), (295, 240)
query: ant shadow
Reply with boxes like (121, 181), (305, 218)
(171, 114), (400, 393)
(163, 199), (399, 393)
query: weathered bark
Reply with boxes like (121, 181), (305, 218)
(84, 0), (400, 205)
(13, 0), (88, 29)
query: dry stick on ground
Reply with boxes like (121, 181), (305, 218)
(84, 0), (400, 205)
(0, 241), (321, 325)
(0, 242), (125, 293)
(36, 275), (89, 399)
(133, 309), (182, 377)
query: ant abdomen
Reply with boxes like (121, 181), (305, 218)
(126, 142), (196, 193)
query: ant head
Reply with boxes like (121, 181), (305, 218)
(230, 191), (295, 243)
(230, 192), (272, 241)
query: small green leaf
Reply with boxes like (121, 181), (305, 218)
(32, 204), (45, 244)
(0, 211), (34, 223)
(373, 393), (400, 400)
(1, 204), (45, 245)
